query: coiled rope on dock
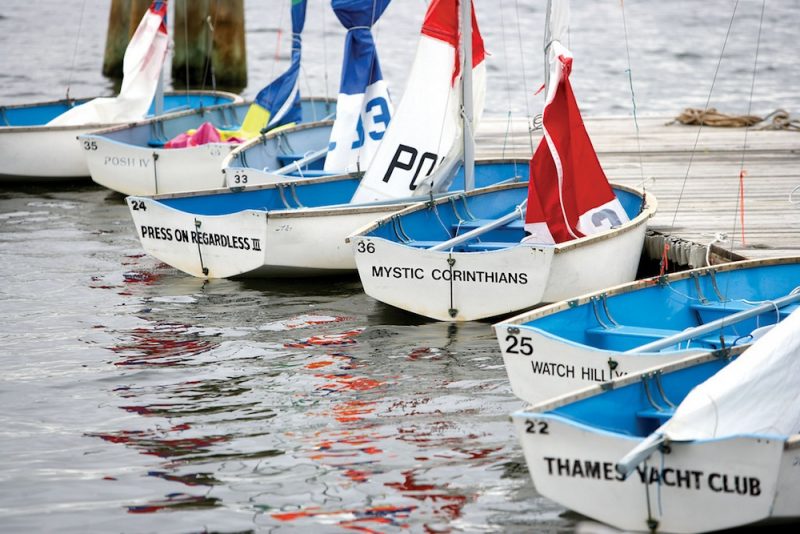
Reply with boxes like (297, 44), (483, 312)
(670, 107), (800, 130)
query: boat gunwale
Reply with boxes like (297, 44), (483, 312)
(495, 256), (800, 328)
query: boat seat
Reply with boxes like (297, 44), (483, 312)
(277, 154), (303, 166)
(691, 301), (799, 322)
(453, 218), (525, 232)
(586, 325), (723, 350)
(636, 407), (675, 423)
(404, 240), (451, 249)
(286, 170), (331, 178)
(462, 241), (514, 252)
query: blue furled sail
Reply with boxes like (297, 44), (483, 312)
(249, 0), (308, 131)
(323, 0), (393, 173)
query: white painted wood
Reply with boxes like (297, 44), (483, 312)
(474, 116), (800, 261)
(349, 182), (654, 321)
(497, 328), (703, 406)
(87, 139), (234, 195)
(0, 125), (97, 180)
(127, 187), (435, 279)
(512, 413), (787, 533)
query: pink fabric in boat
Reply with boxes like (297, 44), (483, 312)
(164, 122), (245, 148)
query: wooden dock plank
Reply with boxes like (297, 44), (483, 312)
(476, 115), (800, 265)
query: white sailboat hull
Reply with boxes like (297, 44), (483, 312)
(83, 102), (334, 195)
(350, 186), (652, 321)
(498, 331), (703, 406)
(0, 92), (241, 182)
(0, 125), (97, 180)
(127, 194), (421, 278)
(87, 139), (234, 195)
(352, 240), (555, 321)
(512, 413), (794, 533)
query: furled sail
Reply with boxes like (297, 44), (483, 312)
(350, 0), (485, 203)
(323, 0), (393, 174)
(245, 0), (307, 133)
(49, 0), (170, 126)
(524, 0), (628, 244)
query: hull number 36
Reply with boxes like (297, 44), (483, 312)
(356, 241), (375, 254)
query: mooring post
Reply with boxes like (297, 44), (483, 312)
(102, 0), (150, 78)
(172, 0), (247, 90)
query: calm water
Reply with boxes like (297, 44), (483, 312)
(1, 1), (798, 532)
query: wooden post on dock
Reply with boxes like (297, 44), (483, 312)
(102, 0), (150, 78)
(103, 0), (247, 90)
(172, 0), (247, 90)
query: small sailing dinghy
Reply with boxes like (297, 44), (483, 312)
(494, 256), (800, 406)
(0, 0), (239, 182)
(81, 0), (336, 196)
(126, 0), (513, 280)
(218, 0), (394, 188)
(347, 0), (654, 321)
(512, 304), (800, 533)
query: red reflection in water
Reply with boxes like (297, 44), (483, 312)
(122, 270), (160, 284)
(387, 470), (469, 524)
(285, 329), (364, 349)
(89, 428), (229, 458)
(406, 347), (445, 361)
(272, 505), (415, 532)
(109, 323), (212, 367)
(263, 314), (353, 331)
(128, 492), (220, 513)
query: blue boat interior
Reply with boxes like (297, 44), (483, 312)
(84, 99), (335, 154)
(525, 262), (800, 353)
(1, 93), (237, 127)
(546, 356), (733, 437)
(364, 180), (642, 253)
(229, 120), (334, 179)
(158, 160), (528, 216)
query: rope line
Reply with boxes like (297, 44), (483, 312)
(619, 0), (647, 195)
(669, 0), (741, 232)
(65, 0), (89, 100)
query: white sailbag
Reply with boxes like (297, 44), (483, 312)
(350, 0), (486, 203)
(662, 307), (800, 441)
(48, 1), (169, 126)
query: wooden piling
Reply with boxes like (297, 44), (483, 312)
(172, 0), (247, 91)
(102, 0), (150, 78)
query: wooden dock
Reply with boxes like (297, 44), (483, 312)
(475, 115), (800, 267)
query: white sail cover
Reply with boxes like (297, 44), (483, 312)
(663, 307), (800, 441)
(350, 0), (486, 204)
(48, 1), (169, 126)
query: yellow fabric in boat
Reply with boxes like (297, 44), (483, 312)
(238, 103), (272, 137)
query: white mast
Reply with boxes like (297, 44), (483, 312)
(461, 0), (475, 191)
(544, 0), (570, 102)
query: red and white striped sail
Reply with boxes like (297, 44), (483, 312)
(49, 1), (169, 126)
(350, 0), (485, 204)
(523, 0), (628, 244)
